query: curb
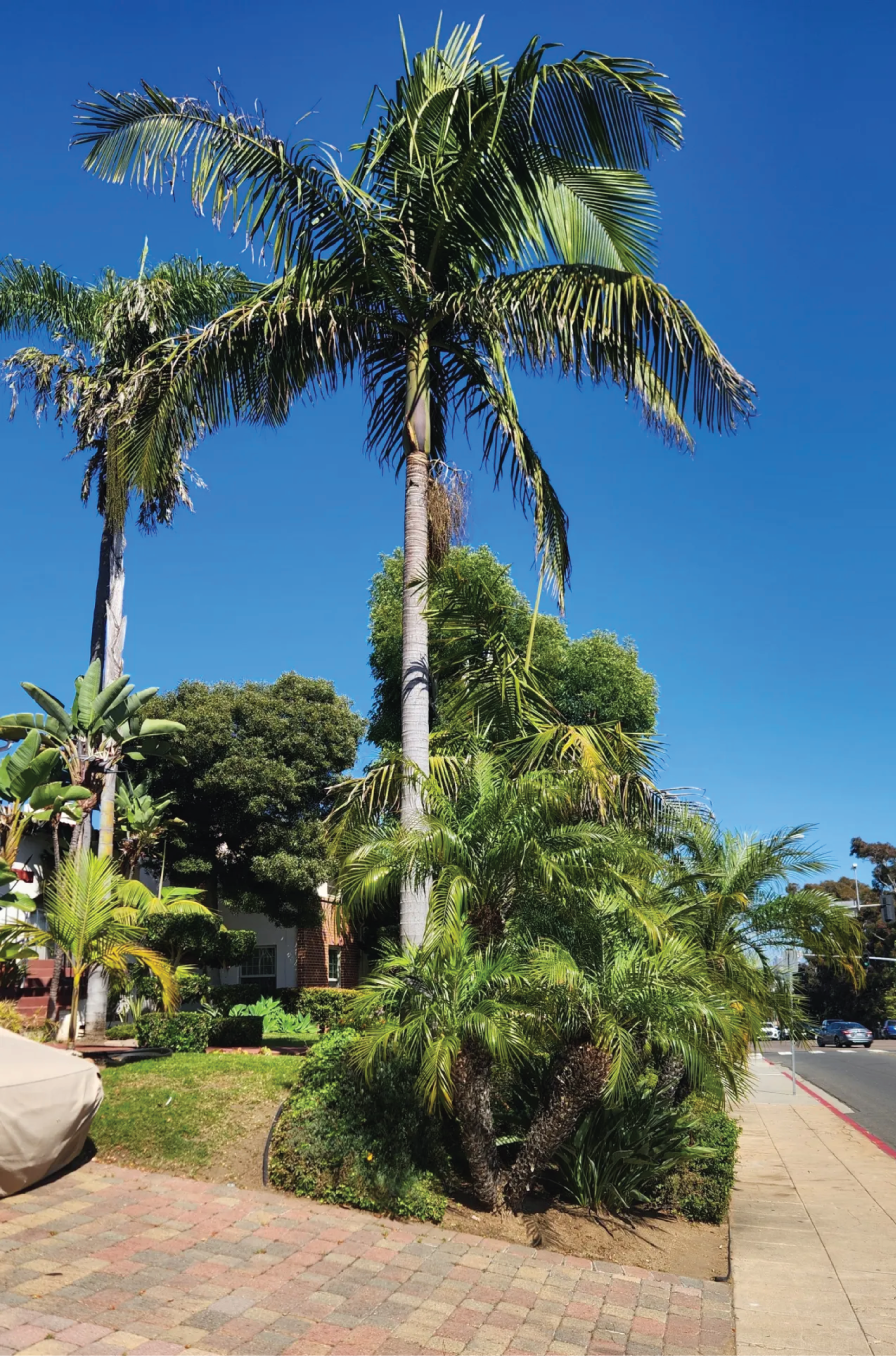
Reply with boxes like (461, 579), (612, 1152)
(769, 1059), (896, 1161)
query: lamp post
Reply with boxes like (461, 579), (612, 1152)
(853, 862), (863, 917)
(784, 947), (798, 1096)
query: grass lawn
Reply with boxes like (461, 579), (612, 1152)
(91, 1053), (302, 1186)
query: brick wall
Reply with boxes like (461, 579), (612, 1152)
(295, 901), (360, 989)
(7, 959), (71, 1019)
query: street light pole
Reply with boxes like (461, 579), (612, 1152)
(853, 862), (862, 918)
(785, 947), (797, 1096)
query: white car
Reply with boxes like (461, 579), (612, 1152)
(760, 1021), (781, 1041)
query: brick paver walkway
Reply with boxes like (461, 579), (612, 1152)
(0, 1162), (733, 1356)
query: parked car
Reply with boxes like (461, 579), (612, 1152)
(760, 1021), (781, 1041)
(816, 1020), (873, 1048)
(879, 1019), (896, 1040)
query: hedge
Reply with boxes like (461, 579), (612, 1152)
(268, 1029), (448, 1223)
(660, 1106), (740, 1224)
(136, 1012), (210, 1051)
(208, 985), (357, 1029)
(135, 1012), (265, 1051)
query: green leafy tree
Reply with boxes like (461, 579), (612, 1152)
(0, 730), (91, 869)
(368, 547), (657, 748)
(0, 661), (185, 1040)
(851, 838), (896, 895)
(0, 852), (176, 1047)
(114, 776), (184, 878)
(145, 674), (363, 926)
(74, 22), (754, 942)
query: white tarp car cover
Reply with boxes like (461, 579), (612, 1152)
(0, 1027), (103, 1197)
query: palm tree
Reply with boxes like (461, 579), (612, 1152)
(0, 660), (185, 1040)
(647, 819), (863, 1099)
(351, 902), (738, 1211)
(0, 851), (177, 1047)
(73, 22), (755, 942)
(0, 252), (254, 685)
(352, 920), (531, 1209)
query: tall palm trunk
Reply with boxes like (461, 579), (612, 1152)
(400, 336), (431, 946)
(84, 517), (126, 1043)
(46, 813), (64, 1022)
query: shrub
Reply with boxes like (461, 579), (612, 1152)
(0, 1000), (23, 1034)
(268, 1029), (448, 1223)
(107, 1023), (137, 1040)
(229, 997), (318, 1039)
(208, 1015), (264, 1047)
(208, 985), (358, 1029)
(136, 1012), (211, 1051)
(551, 1086), (713, 1215)
(299, 988), (357, 1029)
(660, 1104), (740, 1224)
(140, 970), (211, 1008)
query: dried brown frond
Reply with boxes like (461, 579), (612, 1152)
(428, 460), (469, 564)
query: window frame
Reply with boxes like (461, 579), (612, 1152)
(240, 945), (277, 981)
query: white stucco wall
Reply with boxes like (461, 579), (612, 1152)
(217, 907), (297, 989)
(0, 829), (49, 955)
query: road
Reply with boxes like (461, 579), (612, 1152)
(762, 1039), (896, 1149)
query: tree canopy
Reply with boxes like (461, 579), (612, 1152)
(367, 546), (657, 749)
(145, 673), (363, 926)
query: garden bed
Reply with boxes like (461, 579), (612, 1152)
(443, 1195), (728, 1280)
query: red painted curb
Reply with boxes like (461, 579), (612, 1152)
(765, 1058), (896, 1160)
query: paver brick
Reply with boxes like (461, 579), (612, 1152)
(0, 1162), (732, 1355)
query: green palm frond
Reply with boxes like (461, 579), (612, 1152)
(74, 82), (368, 272)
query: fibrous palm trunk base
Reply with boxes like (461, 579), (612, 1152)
(502, 1040), (610, 1211)
(454, 1044), (501, 1211)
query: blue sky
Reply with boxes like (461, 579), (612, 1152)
(1, 0), (891, 881)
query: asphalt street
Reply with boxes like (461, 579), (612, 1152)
(762, 1040), (896, 1149)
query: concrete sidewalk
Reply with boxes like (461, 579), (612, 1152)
(731, 1056), (896, 1356)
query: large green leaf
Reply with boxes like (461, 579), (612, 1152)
(135, 718), (186, 738)
(90, 674), (134, 730)
(73, 660), (103, 728)
(18, 684), (70, 732)
(0, 713), (52, 742)
(28, 782), (92, 811)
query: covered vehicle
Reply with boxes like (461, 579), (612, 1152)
(0, 1027), (103, 1197)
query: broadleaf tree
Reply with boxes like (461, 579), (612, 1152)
(368, 546), (658, 749)
(144, 673), (364, 927)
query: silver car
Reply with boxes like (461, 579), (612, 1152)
(817, 1020), (873, 1048)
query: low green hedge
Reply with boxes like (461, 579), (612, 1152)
(208, 985), (358, 1029)
(135, 1012), (264, 1051)
(659, 1105), (740, 1224)
(268, 1029), (448, 1223)
(209, 1014), (265, 1047)
(137, 1012), (210, 1051)
(106, 1023), (137, 1040)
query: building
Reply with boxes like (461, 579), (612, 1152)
(3, 831), (362, 1018)
(218, 885), (362, 992)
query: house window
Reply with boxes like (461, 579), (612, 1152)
(328, 946), (341, 987)
(241, 946), (276, 982)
